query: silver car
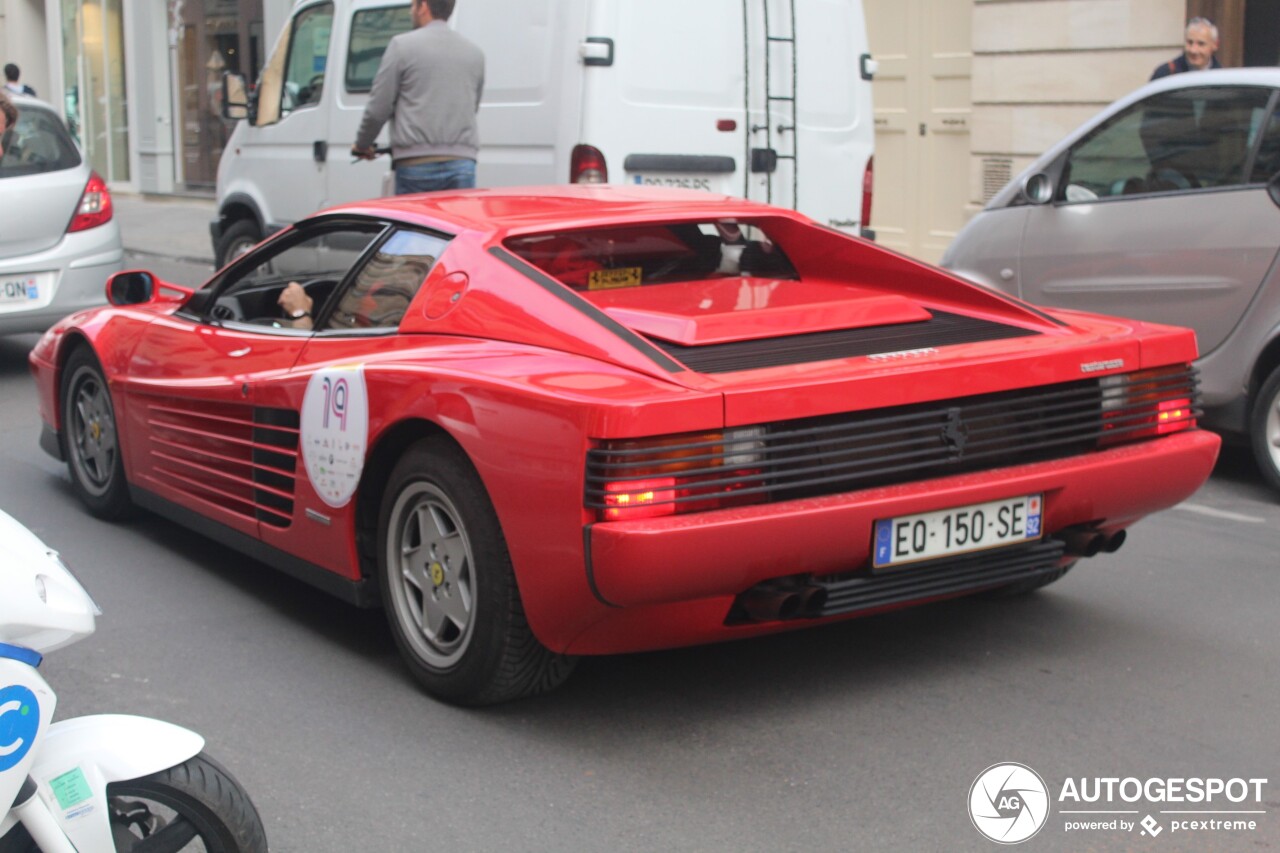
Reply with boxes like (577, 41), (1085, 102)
(0, 94), (122, 335)
(944, 68), (1280, 494)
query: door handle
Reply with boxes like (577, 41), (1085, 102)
(313, 140), (328, 163)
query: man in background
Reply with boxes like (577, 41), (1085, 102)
(4, 64), (35, 97)
(1151, 18), (1221, 79)
(352, 0), (484, 194)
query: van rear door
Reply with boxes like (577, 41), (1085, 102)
(579, 0), (872, 235)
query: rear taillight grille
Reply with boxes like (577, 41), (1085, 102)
(585, 367), (1199, 519)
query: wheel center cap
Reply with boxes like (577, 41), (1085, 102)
(429, 562), (445, 587)
(89, 421), (101, 442)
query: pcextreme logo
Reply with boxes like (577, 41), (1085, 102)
(969, 763), (1270, 845)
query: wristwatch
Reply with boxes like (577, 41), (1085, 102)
(290, 308), (310, 320)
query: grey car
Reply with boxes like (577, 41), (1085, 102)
(0, 94), (122, 335)
(943, 68), (1280, 494)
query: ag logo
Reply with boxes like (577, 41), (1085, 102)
(969, 762), (1050, 844)
(0, 684), (40, 772)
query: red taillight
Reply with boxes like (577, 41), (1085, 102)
(570, 144), (608, 183)
(1099, 367), (1196, 446)
(68, 171), (113, 233)
(1155, 398), (1194, 435)
(603, 478), (676, 521)
(860, 156), (873, 231)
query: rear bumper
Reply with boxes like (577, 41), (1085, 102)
(585, 429), (1220, 611)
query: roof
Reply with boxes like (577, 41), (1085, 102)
(323, 184), (808, 237)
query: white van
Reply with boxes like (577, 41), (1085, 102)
(212, 0), (876, 266)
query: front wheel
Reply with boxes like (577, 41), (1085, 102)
(377, 437), (576, 705)
(214, 219), (262, 269)
(1251, 365), (1280, 494)
(0, 753), (267, 853)
(62, 347), (133, 519)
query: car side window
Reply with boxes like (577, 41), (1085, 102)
(1060, 86), (1274, 202)
(321, 230), (449, 330)
(281, 3), (334, 113)
(1249, 99), (1280, 182)
(209, 224), (384, 328)
(345, 5), (411, 93)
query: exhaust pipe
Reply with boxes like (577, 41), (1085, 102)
(1102, 529), (1126, 553)
(740, 589), (803, 622)
(794, 585), (828, 617)
(1060, 528), (1105, 558)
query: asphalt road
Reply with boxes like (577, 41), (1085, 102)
(1, 255), (1276, 851)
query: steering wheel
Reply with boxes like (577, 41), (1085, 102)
(1146, 166), (1200, 191)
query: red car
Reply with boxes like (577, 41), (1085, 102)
(30, 187), (1220, 705)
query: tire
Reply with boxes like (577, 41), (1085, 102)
(1250, 365), (1280, 494)
(214, 219), (262, 269)
(0, 753), (267, 853)
(377, 437), (576, 705)
(62, 347), (133, 520)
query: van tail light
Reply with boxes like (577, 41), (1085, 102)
(860, 156), (874, 231)
(588, 428), (767, 521)
(68, 172), (113, 233)
(571, 144), (608, 184)
(1099, 367), (1197, 447)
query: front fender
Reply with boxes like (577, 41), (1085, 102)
(18, 714), (203, 851)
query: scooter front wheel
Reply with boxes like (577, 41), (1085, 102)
(107, 753), (267, 852)
(0, 752), (267, 853)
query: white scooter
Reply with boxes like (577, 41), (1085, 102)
(0, 509), (267, 852)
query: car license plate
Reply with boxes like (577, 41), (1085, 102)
(0, 275), (40, 304)
(872, 494), (1043, 569)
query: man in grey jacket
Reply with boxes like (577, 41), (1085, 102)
(352, 0), (484, 194)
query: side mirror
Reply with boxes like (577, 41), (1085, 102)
(106, 271), (155, 306)
(222, 72), (250, 121)
(1021, 173), (1054, 205)
(1268, 172), (1280, 209)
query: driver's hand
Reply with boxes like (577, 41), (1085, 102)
(351, 145), (378, 161)
(278, 281), (314, 328)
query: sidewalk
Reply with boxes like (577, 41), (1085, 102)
(113, 193), (217, 265)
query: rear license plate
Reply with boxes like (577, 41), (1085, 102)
(0, 275), (40, 304)
(872, 494), (1043, 569)
(631, 174), (718, 192)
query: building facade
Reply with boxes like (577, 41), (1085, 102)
(2, 0), (1274, 249)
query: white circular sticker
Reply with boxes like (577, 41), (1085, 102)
(300, 366), (369, 508)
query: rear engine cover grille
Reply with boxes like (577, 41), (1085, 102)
(144, 401), (300, 528)
(650, 310), (1038, 373)
(585, 368), (1200, 512)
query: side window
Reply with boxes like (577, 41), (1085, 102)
(282, 3), (334, 114)
(346, 5), (412, 93)
(1061, 86), (1273, 202)
(209, 224), (384, 328)
(1250, 99), (1280, 182)
(323, 230), (449, 330)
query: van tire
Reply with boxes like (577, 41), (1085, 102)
(214, 219), (262, 268)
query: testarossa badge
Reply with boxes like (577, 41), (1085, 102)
(300, 366), (370, 508)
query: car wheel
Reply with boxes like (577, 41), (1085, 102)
(1250, 365), (1280, 494)
(377, 437), (576, 705)
(214, 219), (261, 268)
(61, 347), (133, 520)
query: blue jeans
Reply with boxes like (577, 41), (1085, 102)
(394, 159), (476, 195)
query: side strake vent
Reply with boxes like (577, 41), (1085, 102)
(648, 311), (1039, 373)
(145, 401), (300, 528)
(585, 367), (1200, 518)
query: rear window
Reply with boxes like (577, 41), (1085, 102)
(0, 104), (81, 178)
(504, 221), (798, 290)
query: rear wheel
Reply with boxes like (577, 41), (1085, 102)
(1250, 365), (1280, 494)
(377, 437), (576, 705)
(62, 347), (133, 519)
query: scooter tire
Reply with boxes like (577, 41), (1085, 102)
(107, 752), (268, 852)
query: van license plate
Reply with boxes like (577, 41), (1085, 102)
(631, 174), (716, 192)
(872, 494), (1043, 569)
